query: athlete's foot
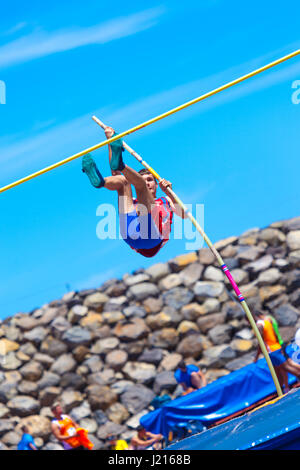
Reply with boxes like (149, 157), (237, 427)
(104, 126), (125, 172)
(82, 153), (105, 188)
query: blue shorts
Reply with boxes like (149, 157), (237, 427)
(269, 349), (287, 367)
(119, 210), (162, 250)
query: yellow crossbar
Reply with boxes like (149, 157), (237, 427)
(1, 48), (299, 194)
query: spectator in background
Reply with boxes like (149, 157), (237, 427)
(107, 435), (129, 450)
(174, 360), (207, 395)
(17, 425), (37, 450)
(51, 402), (93, 450)
(130, 425), (163, 450)
(253, 311), (300, 393)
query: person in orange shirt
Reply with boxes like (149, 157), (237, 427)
(254, 311), (300, 392)
(51, 402), (93, 450)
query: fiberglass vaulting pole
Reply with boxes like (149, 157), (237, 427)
(92, 115), (283, 397)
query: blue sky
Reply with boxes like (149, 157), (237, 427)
(0, 0), (300, 319)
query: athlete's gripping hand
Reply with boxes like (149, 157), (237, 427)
(104, 126), (115, 139)
(159, 179), (172, 193)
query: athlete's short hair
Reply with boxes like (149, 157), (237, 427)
(138, 168), (158, 184)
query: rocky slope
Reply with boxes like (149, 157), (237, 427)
(0, 216), (300, 449)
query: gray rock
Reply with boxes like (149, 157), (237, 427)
(68, 305), (88, 324)
(60, 390), (84, 412)
(138, 348), (164, 366)
(50, 354), (77, 375)
(160, 352), (182, 371)
(202, 345), (236, 368)
(223, 301), (244, 320)
(290, 288), (300, 307)
(19, 361), (43, 382)
(123, 362), (156, 384)
(7, 395), (40, 417)
(33, 353), (54, 369)
(18, 381), (39, 397)
(235, 328), (253, 341)
(145, 263), (171, 281)
(208, 324), (233, 345)
(93, 409), (108, 426)
(91, 337), (120, 355)
(197, 313), (227, 334)
(2, 325), (20, 342)
(148, 328), (179, 349)
(96, 421), (126, 440)
(111, 380), (133, 395)
(15, 315), (39, 331)
(62, 326), (92, 347)
(0, 419), (14, 436)
(1, 430), (21, 446)
(103, 296), (128, 312)
(162, 287), (194, 309)
(287, 231), (300, 251)
(123, 306), (147, 319)
(0, 404), (9, 419)
(40, 337), (68, 358)
(50, 317), (71, 339)
(256, 268), (282, 286)
(19, 342), (37, 357)
(244, 254), (273, 273)
(258, 228), (286, 246)
(283, 217), (300, 231)
(86, 384), (118, 411)
(83, 292), (109, 311)
(37, 372), (60, 390)
(0, 352), (22, 370)
(42, 443), (64, 450)
(129, 282), (160, 301)
(193, 281), (224, 299)
(23, 327), (48, 345)
(159, 273), (183, 291)
(38, 307), (61, 326)
(107, 402), (130, 424)
(123, 273), (150, 287)
(225, 352), (255, 371)
(203, 266), (224, 282)
(0, 381), (18, 403)
(105, 350), (128, 371)
(83, 355), (104, 373)
(114, 318), (149, 342)
(120, 384), (155, 414)
(60, 373), (86, 391)
(237, 246), (264, 262)
(288, 250), (300, 267)
(223, 258), (239, 270)
(39, 387), (61, 407)
(143, 297), (164, 314)
(153, 371), (178, 395)
(283, 269), (300, 292)
(176, 333), (203, 358)
(274, 304), (299, 326)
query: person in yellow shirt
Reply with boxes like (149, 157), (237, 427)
(107, 435), (129, 450)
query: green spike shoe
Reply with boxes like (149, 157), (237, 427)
(82, 154), (105, 188)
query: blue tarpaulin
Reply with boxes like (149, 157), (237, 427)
(166, 387), (300, 450)
(140, 345), (298, 438)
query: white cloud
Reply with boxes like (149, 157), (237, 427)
(2, 22), (28, 37)
(0, 7), (165, 69)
